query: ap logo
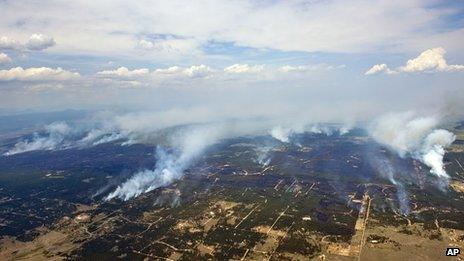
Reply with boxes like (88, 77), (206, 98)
(446, 248), (460, 256)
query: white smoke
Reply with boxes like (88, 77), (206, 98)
(269, 123), (351, 143)
(77, 126), (125, 146)
(254, 145), (272, 167)
(4, 122), (72, 155)
(269, 126), (293, 143)
(309, 124), (334, 135)
(422, 129), (456, 179)
(2, 109), (457, 202)
(105, 125), (225, 201)
(104, 147), (180, 201)
(4, 115), (131, 155)
(338, 124), (353, 135)
(4, 108), (356, 157)
(370, 112), (455, 181)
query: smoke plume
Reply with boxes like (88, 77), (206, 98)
(370, 154), (410, 215)
(105, 125), (224, 201)
(269, 126), (294, 143)
(4, 122), (72, 155)
(369, 112), (455, 182)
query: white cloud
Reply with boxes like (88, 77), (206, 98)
(0, 67), (80, 81)
(25, 34), (56, 51)
(138, 39), (155, 50)
(224, 64), (264, 73)
(97, 67), (149, 78)
(154, 65), (213, 78)
(137, 38), (200, 54)
(365, 47), (464, 75)
(400, 47), (464, 73)
(154, 66), (183, 76)
(1, 1), (461, 56)
(279, 65), (307, 73)
(1, 34), (55, 51)
(0, 53), (11, 64)
(184, 64), (213, 78)
(364, 64), (395, 75)
(0, 36), (21, 50)
(279, 64), (344, 73)
(154, 66), (183, 75)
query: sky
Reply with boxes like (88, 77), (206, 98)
(0, 0), (463, 122)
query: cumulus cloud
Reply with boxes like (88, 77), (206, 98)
(0, 53), (11, 64)
(154, 66), (183, 75)
(400, 47), (464, 73)
(364, 64), (395, 75)
(0, 36), (22, 50)
(154, 65), (213, 78)
(0, 34), (55, 51)
(1, 34), (55, 51)
(25, 34), (56, 51)
(184, 64), (213, 78)
(0, 37), (18, 50)
(0, 67), (80, 81)
(97, 67), (150, 78)
(224, 64), (264, 73)
(366, 47), (464, 75)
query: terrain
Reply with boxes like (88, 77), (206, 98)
(0, 124), (463, 260)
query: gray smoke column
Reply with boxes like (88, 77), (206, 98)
(254, 144), (273, 167)
(370, 155), (410, 215)
(369, 112), (455, 182)
(105, 125), (224, 201)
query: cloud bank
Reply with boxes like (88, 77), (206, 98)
(0, 67), (80, 81)
(1, 1), (463, 56)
